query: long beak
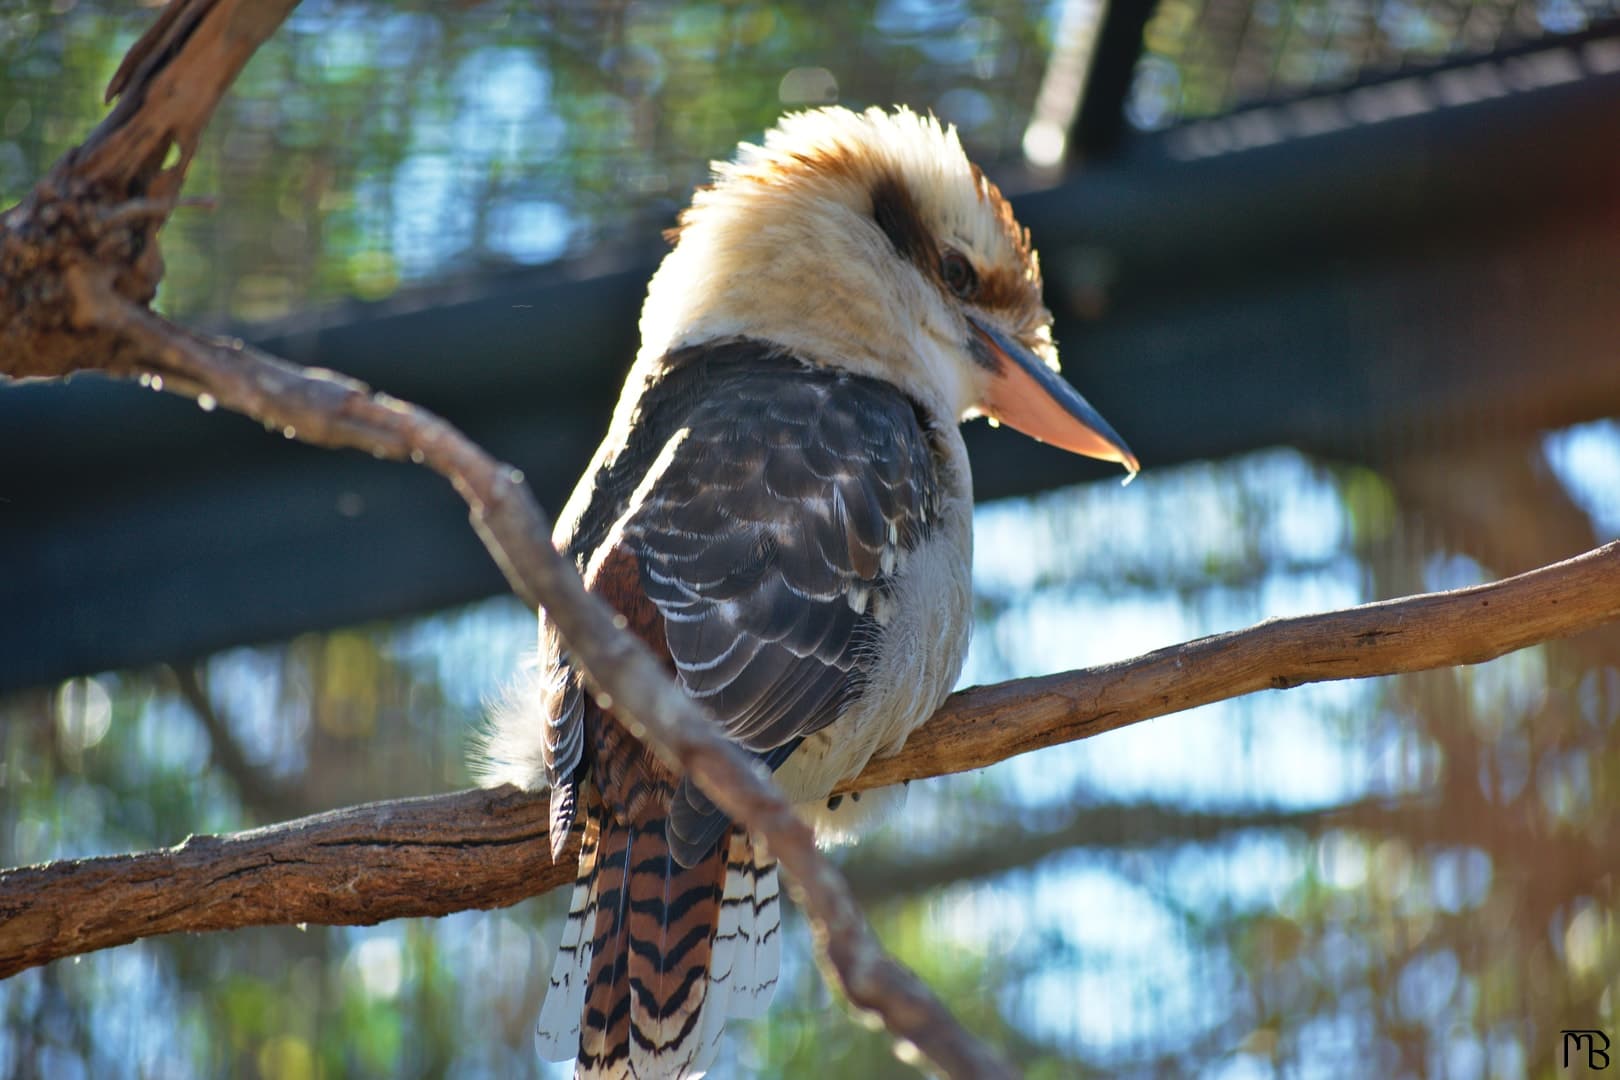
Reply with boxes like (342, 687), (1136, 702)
(968, 316), (1140, 476)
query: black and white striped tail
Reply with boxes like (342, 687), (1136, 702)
(536, 792), (781, 1079)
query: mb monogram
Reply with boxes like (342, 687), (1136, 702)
(1564, 1029), (1612, 1070)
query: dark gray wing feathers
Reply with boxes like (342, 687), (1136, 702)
(629, 368), (935, 746)
(549, 341), (940, 864)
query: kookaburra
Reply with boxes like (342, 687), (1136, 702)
(477, 106), (1137, 1078)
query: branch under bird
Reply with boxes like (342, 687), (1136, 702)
(475, 105), (1137, 1079)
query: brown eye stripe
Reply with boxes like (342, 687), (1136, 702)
(869, 172), (938, 270)
(870, 170), (1042, 315)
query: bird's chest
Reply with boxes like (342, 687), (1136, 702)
(775, 447), (974, 805)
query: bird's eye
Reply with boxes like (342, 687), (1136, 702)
(940, 249), (978, 300)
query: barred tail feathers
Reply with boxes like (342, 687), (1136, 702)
(531, 790), (716, 1075)
(538, 792), (783, 1078)
(712, 831), (781, 1021)
(536, 810), (598, 1061)
(586, 800), (711, 1076)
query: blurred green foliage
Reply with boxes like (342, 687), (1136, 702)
(0, 0), (1052, 324)
(1128, 0), (1620, 127)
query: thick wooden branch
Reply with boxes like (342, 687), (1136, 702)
(856, 538), (1620, 790)
(1, 0), (300, 378)
(5, 539), (1617, 981)
(0, 788), (556, 981)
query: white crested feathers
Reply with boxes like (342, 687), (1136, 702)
(634, 105), (1046, 430)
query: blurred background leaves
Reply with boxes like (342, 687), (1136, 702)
(3, 1), (1620, 1078)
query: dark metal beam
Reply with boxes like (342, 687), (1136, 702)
(6, 55), (1620, 692)
(1069, 0), (1160, 159)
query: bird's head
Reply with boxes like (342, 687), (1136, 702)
(639, 105), (1137, 475)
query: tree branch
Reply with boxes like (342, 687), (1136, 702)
(2, 0), (301, 378)
(0, 787), (555, 981)
(859, 538), (1620, 790)
(838, 800), (1375, 906)
(169, 663), (301, 822)
(5, 538), (1616, 980)
(1, 3), (1013, 1074)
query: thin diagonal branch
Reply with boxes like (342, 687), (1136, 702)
(4, 539), (1617, 980)
(169, 664), (300, 822)
(58, 270), (1017, 1079)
